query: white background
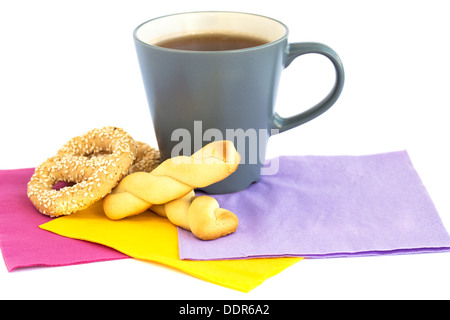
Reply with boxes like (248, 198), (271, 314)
(1, 0), (450, 300)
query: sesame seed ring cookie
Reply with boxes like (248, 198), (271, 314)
(27, 126), (137, 217)
(127, 141), (160, 175)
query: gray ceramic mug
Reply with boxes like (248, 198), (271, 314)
(133, 11), (345, 193)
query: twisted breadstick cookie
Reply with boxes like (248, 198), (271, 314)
(151, 191), (195, 230)
(103, 140), (241, 221)
(151, 191), (239, 240)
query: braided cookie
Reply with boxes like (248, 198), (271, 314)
(27, 126), (137, 217)
(151, 192), (239, 240)
(189, 196), (238, 240)
(102, 140), (241, 221)
(151, 191), (195, 230)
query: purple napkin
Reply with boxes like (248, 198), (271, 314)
(178, 151), (450, 260)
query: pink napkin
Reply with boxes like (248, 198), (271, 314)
(178, 151), (450, 260)
(0, 168), (128, 272)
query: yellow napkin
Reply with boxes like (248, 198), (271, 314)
(39, 201), (301, 292)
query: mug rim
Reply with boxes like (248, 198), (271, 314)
(133, 11), (289, 54)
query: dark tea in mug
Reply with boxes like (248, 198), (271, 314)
(154, 33), (269, 51)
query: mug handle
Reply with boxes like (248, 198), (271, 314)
(272, 42), (345, 134)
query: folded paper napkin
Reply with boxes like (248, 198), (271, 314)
(178, 151), (450, 260)
(39, 201), (301, 292)
(0, 168), (128, 271)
